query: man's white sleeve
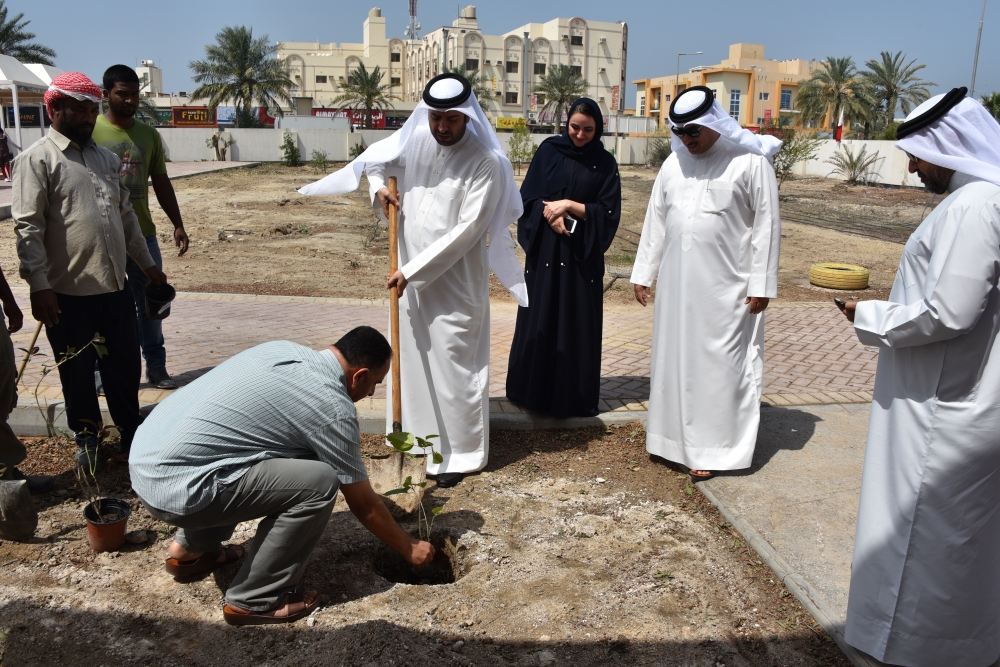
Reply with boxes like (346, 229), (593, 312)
(366, 154), (404, 205)
(747, 155), (781, 299)
(630, 168), (668, 287)
(401, 156), (501, 290)
(855, 197), (1000, 348)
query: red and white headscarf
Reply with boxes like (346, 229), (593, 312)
(44, 72), (102, 119)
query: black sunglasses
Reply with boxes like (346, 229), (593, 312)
(671, 125), (702, 137)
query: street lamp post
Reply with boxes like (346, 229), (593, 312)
(675, 51), (703, 112)
(971, 0), (988, 96)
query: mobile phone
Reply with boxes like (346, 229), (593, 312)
(564, 216), (578, 234)
(834, 297), (846, 310)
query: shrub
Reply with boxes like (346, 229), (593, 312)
(280, 131), (300, 167)
(827, 144), (883, 185)
(310, 149), (329, 173)
(769, 130), (823, 189)
(507, 124), (534, 175)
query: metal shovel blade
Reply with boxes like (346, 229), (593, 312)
(365, 452), (427, 516)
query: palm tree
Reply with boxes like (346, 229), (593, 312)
(0, 0), (55, 65)
(444, 66), (493, 115)
(332, 62), (396, 129)
(862, 51), (934, 121)
(533, 65), (589, 133)
(796, 57), (869, 130)
(981, 93), (1000, 122)
(189, 26), (293, 128)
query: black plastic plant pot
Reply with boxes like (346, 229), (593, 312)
(83, 498), (132, 552)
(144, 282), (176, 321)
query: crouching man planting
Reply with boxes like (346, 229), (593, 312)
(128, 326), (434, 625)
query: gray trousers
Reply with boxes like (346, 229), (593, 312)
(143, 458), (339, 611)
(0, 316), (25, 480)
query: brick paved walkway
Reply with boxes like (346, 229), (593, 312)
(12, 291), (877, 413)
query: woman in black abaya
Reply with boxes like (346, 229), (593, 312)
(505, 98), (621, 417)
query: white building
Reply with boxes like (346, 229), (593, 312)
(277, 8), (411, 116)
(405, 6), (628, 126)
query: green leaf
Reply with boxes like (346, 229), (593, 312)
(402, 475), (413, 487)
(432, 452), (443, 464)
(386, 431), (415, 452)
(94, 344), (108, 358)
(416, 481), (427, 488)
(431, 506), (444, 516)
(384, 488), (409, 496)
(425, 434), (439, 439)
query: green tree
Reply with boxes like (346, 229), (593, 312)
(444, 66), (493, 115)
(533, 65), (589, 134)
(796, 57), (869, 130)
(189, 26), (293, 128)
(862, 51), (934, 121)
(506, 123), (534, 175)
(981, 93), (1000, 122)
(761, 121), (823, 189)
(332, 62), (396, 129)
(0, 0), (55, 65)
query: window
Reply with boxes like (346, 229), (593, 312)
(315, 75), (327, 84)
(569, 65), (582, 76)
(535, 94), (546, 106)
(534, 62), (546, 76)
(505, 91), (518, 104)
(639, 96), (645, 116)
(664, 94), (671, 103)
(729, 89), (741, 119)
(391, 52), (401, 62)
(506, 61), (518, 74)
(348, 74), (358, 85)
(570, 34), (583, 45)
(391, 77), (401, 86)
(780, 89), (792, 110)
(758, 92), (769, 101)
(465, 58), (479, 71)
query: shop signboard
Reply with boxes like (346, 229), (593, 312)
(172, 107), (216, 127)
(312, 108), (386, 128)
(495, 116), (526, 130)
(5, 106), (47, 127)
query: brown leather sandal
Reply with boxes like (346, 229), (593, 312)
(223, 591), (326, 626)
(688, 470), (715, 482)
(164, 545), (245, 577)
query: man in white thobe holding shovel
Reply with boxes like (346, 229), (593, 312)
(631, 86), (782, 480)
(839, 87), (1000, 667)
(300, 73), (527, 487)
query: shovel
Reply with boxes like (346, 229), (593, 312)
(366, 176), (426, 514)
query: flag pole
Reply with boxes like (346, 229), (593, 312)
(387, 176), (403, 433)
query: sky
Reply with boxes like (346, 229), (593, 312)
(24, 0), (1000, 105)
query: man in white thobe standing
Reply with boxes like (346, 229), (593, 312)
(299, 73), (527, 487)
(631, 86), (782, 479)
(839, 88), (1000, 667)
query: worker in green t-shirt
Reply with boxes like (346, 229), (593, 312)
(93, 65), (190, 390)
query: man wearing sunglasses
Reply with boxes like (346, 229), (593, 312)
(630, 86), (783, 482)
(836, 87), (1000, 667)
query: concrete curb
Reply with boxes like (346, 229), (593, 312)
(696, 481), (886, 667)
(10, 403), (649, 438)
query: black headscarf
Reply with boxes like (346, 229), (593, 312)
(520, 97), (608, 202)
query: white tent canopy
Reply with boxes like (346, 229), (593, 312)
(0, 54), (52, 148)
(24, 63), (63, 86)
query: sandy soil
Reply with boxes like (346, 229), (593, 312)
(0, 164), (912, 306)
(1, 426), (849, 666)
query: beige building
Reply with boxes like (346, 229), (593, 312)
(633, 43), (833, 131)
(404, 6), (628, 126)
(277, 8), (412, 113)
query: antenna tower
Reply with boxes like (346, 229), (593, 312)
(404, 0), (421, 40)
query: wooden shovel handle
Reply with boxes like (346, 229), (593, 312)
(15, 321), (42, 386)
(388, 176), (403, 433)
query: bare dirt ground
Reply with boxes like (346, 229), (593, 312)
(1, 426), (849, 666)
(0, 164), (919, 306)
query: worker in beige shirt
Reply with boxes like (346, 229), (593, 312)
(13, 72), (167, 471)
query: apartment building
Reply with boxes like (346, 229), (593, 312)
(633, 43), (833, 131)
(403, 6), (628, 125)
(277, 8), (409, 111)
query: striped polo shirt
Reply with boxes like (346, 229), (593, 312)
(129, 341), (368, 515)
